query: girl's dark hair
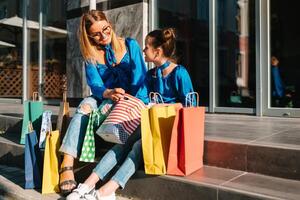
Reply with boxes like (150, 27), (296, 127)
(147, 28), (177, 60)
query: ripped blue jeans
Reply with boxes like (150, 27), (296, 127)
(59, 96), (100, 158)
(93, 127), (142, 189)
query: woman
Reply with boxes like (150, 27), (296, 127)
(66, 27), (195, 200)
(59, 10), (146, 195)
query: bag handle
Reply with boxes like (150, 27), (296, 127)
(63, 90), (67, 102)
(28, 121), (34, 132)
(149, 92), (164, 104)
(185, 92), (199, 107)
(44, 110), (53, 136)
(32, 92), (39, 101)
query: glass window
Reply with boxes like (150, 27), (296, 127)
(157, 0), (209, 106)
(216, 0), (256, 108)
(42, 0), (67, 99)
(270, 0), (300, 108)
(0, 0), (23, 99)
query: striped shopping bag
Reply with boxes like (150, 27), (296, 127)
(96, 94), (146, 144)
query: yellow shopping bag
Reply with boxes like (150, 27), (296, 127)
(42, 130), (61, 194)
(141, 103), (182, 175)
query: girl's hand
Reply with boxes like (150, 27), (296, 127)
(103, 88), (125, 102)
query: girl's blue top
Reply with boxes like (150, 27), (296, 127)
(85, 38), (147, 101)
(136, 65), (195, 106)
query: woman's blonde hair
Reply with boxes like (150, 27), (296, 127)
(78, 10), (122, 63)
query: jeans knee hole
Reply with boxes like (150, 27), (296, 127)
(78, 103), (92, 115)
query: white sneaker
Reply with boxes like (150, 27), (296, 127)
(95, 191), (116, 200)
(66, 183), (95, 200)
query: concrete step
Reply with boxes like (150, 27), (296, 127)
(1, 113), (299, 181)
(1, 164), (300, 200)
(0, 165), (131, 200)
(124, 165), (300, 200)
(204, 115), (300, 181)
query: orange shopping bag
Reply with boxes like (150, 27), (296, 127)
(167, 92), (205, 176)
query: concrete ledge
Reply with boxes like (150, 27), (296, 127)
(204, 140), (300, 181)
(0, 166), (61, 200)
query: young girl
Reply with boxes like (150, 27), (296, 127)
(137, 27), (195, 105)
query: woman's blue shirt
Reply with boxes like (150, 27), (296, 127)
(85, 38), (147, 101)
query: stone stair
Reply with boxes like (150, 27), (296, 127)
(0, 103), (300, 199)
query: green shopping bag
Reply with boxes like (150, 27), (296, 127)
(20, 92), (43, 145)
(79, 99), (114, 162)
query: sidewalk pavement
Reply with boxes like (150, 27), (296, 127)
(0, 165), (132, 200)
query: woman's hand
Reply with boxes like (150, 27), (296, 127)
(103, 88), (125, 102)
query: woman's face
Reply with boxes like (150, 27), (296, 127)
(143, 37), (157, 63)
(88, 20), (112, 46)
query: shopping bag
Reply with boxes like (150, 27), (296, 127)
(97, 94), (146, 144)
(24, 122), (42, 189)
(56, 91), (70, 139)
(79, 99), (114, 162)
(20, 92), (43, 144)
(141, 103), (182, 175)
(39, 110), (52, 148)
(42, 129), (61, 194)
(167, 92), (205, 176)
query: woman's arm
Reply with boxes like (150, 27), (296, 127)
(135, 70), (153, 104)
(85, 61), (107, 100)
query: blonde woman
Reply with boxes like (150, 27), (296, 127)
(59, 10), (146, 195)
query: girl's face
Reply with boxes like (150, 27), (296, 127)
(143, 37), (157, 63)
(88, 20), (112, 46)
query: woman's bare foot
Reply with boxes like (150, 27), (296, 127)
(98, 180), (119, 196)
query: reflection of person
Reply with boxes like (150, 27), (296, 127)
(137, 28), (195, 105)
(271, 56), (285, 98)
(59, 10), (147, 195)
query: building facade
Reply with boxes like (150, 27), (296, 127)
(0, 0), (300, 117)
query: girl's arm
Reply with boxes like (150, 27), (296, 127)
(126, 38), (147, 96)
(175, 66), (195, 106)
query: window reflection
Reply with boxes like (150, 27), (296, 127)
(0, 0), (23, 98)
(0, 0), (66, 99)
(271, 0), (300, 108)
(157, 0), (209, 106)
(217, 0), (255, 108)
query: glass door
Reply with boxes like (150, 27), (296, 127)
(156, 0), (210, 107)
(214, 0), (256, 113)
(262, 0), (300, 117)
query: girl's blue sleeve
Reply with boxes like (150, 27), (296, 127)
(127, 38), (147, 96)
(175, 66), (195, 106)
(85, 61), (106, 100)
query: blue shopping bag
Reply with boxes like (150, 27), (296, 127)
(24, 122), (42, 189)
